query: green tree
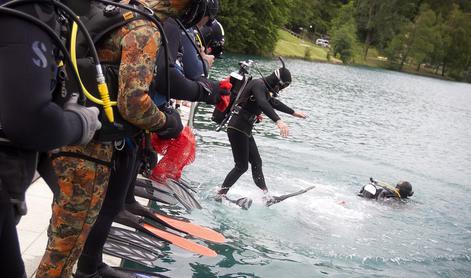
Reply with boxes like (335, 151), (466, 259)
(218, 0), (290, 55)
(408, 5), (438, 71)
(428, 15), (449, 74)
(355, 0), (420, 59)
(440, 5), (471, 79)
(330, 2), (359, 63)
(286, 0), (342, 37)
(385, 5), (437, 70)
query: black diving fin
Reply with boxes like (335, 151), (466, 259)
(135, 178), (174, 195)
(108, 226), (166, 255)
(166, 179), (202, 210)
(136, 177), (202, 210)
(266, 186), (316, 207)
(134, 185), (179, 205)
(224, 196), (253, 210)
(103, 238), (161, 268)
(173, 177), (199, 193)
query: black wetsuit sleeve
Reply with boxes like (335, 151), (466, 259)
(152, 19), (206, 101)
(377, 189), (388, 199)
(0, 17), (82, 151)
(153, 65), (206, 101)
(252, 82), (281, 122)
(269, 98), (295, 115)
(377, 189), (397, 199)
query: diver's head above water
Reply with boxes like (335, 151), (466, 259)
(396, 181), (414, 198)
(264, 58), (292, 95)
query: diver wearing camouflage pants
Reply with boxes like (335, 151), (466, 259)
(36, 0), (199, 277)
(36, 143), (113, 277)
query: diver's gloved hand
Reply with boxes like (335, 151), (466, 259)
(263, 191), (275, 206)
(197, 78), (230, 105)
(155, 106), (183, 140)
(10, 198), (27, 225)
(139, 146), (158, 177)
(64, 94), (102, 145)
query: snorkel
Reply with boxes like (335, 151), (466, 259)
(254, 57), (291, 97)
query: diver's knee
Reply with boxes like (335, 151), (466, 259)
(234, 164), (248, 173)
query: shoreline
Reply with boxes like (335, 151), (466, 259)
(266, 29), (460, 83)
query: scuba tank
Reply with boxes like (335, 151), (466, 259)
(211, 60), (253, 127)
(64, 0), (171, 142)
(64, 2), (145, 142)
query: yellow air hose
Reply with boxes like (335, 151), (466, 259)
(70, 21), (115, 123)
(376, 180), (402, 198)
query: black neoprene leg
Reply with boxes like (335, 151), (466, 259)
(77, 143), (139, 274)
(219, 129), (250, 194)
(0, 181), (26, 278)
(248, 136), (267, 191)
(124, 161), (140, 205)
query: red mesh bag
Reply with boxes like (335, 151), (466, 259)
(150, 126), (196, 181)
(216, 78), (232, 112)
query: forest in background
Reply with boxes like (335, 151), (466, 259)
(218, 0), (471, 82)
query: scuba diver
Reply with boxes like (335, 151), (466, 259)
(30, 0), (216, 277)
(359, 178), (414, 200)
(200, 18), (225, 58)
(0, 1), (101, 277)
(215, 59), (307, 205)
(74, 1), (229, 278)
(180, 0), (218, 80)
(148, 0), (222, 183)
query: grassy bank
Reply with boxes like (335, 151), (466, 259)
(273, 29), (452, 80)
(273, 29), (336, 62)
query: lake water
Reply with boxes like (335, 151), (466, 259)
(138, 55), (471, 277)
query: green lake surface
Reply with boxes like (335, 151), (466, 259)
(132, 54), (471, 278)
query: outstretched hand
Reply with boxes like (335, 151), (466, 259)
(293, 111), (307, 119)
(276, 120), (289, 138)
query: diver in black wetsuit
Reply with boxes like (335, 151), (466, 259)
(0, 2), (101, 277)
(200, 19), (225, 58)
(359, 179), (414, 200)
(75, 2), (228, 277)
(216, 62), (307, 204)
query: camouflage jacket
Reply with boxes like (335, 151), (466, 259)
(96, 0), (190, 131)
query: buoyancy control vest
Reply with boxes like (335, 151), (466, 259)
(64, 2), (149, 142)
(0, 1), (70, 147)
(359, 183), (399, 199)
(211, 60), (252, 126)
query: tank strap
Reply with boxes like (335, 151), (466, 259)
(50, 151), (114, 169)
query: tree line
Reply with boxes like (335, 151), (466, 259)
(218, 0), (471, 82)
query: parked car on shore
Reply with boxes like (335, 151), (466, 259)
(316, 38), (330, 48)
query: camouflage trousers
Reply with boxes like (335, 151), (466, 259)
(36, 142), (114, 278)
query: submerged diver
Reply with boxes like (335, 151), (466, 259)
(359, 178), (414, 200)
(216, 60), (307, 204)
